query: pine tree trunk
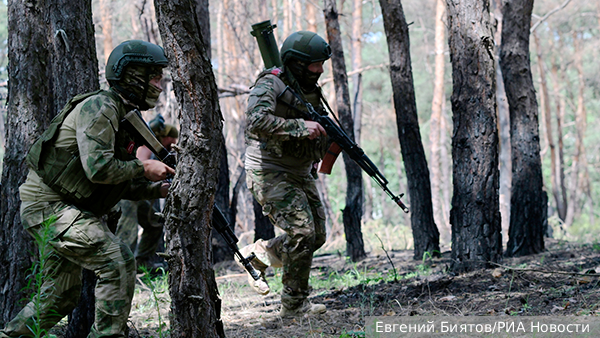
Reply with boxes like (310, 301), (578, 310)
(154, 0), (225, 336)
(379, 0), (440, 260)
(446, 0), (502, 271)
(1, 0), (98, 327)
(324, 0), (366, 262)
(429, 0), (448, 242)
(351, 0), (363, 142)
(500, 0), (545, 257)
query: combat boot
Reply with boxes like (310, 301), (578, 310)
(234, 248), (270, 295)
(280, 301), (327, 318)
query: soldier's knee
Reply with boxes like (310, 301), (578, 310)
(97, 241), (135, 282)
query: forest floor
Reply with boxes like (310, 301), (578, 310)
(116, 237), (600, 338)
(48, 238), (600, 337)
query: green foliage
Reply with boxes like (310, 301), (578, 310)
(138, 268), (170, 338)
(24, 216), (59, 338)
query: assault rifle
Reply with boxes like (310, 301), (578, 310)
(251, 20), (409, 213)
(121, 110), (261, 280)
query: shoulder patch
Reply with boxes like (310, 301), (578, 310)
(271, 68), (282, 76)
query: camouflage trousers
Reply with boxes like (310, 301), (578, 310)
(1, 200), (135, 338)
(115, 199), (164, 266)
(245, 169), (326, 310)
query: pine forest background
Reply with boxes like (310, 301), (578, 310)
(0, 0), (598, 251)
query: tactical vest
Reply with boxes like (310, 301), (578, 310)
(255, 67), (329, 162)
(26, 90), (138, 215)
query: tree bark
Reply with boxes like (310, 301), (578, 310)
(213, 142), (233, 263)
(500, 0), (546, 257)
(154, 0), (226, 336)
(1, 0), (98, 327)
(379, 0), (440, 260)
(446, 0), (502, 271)
(324, 0), (366, 262)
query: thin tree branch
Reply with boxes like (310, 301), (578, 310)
(320, 62), (389, 84)
(530, 0), (573, 34)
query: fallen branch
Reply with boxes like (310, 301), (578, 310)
(488, 261), (600, 277)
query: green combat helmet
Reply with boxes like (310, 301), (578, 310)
(280, 31), (331, 90)
(106, 40), (168, 81)
(280, 31), (332, 65)
(106, 40), (168, 109)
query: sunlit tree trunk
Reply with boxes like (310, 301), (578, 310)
(306, 0), (318, 32)
(99, 0), (113, 64)
(491, 0), (511, 247)
(379, 0), (440, 260)
(446, 0), (502, 271)
(154, 0), (226, 336)
(324, 0), (366, 262)
(549, 57), (568, 223)
(533, 32), (564, 222)
(564, 31), (588, 228)
(351, 0), (363, 143)
(1, 0), (99, 328)
(429, 0), (449, 242)
(500, 0), (545, 257)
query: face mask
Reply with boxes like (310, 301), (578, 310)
(119, 65), (163, 109)
(144, 82), (162, 109)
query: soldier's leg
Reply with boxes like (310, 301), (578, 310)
(115, 200), (139, 252)
(248, 170), (322, 312)
(303, 177), (327, 250)
(52, 206), (135, 338)
(2, 201), (85, 337)
(135, 199), (164, 270)
(0, 248), (82, 337)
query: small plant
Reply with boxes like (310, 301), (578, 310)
(24, 215), (59, 338)
(139, 267), (170, 338)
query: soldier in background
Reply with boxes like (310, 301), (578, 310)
(237, 31), (331, 317)
(116, 114), (178, 273)
(0, 40), (174, 338)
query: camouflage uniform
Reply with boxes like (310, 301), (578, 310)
(115, 198), (164, 268)
(1, 89), (162, 338)
(243, 68), (327, 311)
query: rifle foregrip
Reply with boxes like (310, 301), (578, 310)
(318, 142), (343, 175)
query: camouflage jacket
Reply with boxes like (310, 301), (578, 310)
(245, 68), (328, 167)
(23, 89), (161, 215)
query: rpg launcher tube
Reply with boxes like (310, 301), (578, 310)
(251, 20), (283, 69)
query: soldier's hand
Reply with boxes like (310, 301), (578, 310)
(305, 121), (327, 140)
(160, 182), (170, 198)
(142, 159), (176, 182)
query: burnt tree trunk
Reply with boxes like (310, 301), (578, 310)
(154, 0), (226, 336)
(446, 0), (502, 272)
(324, 0), (366, 262)
(500, 0), (546, 257)
(192, 0), (232, 264)
(1, 0), (98, 327)
(379, 0), (440, 260)
(213, 141), (232, 263)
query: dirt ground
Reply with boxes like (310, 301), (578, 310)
(51, 238), (600, 337)
(214, 238), (600, 337)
